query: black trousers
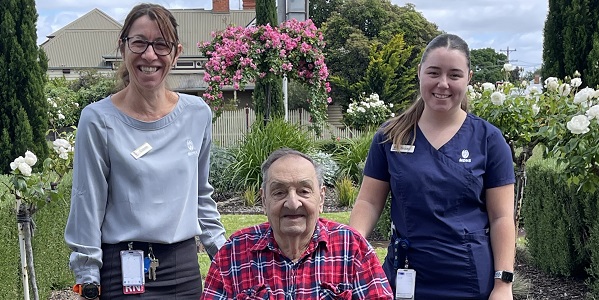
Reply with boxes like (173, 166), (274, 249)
(100, 237), (202, 299)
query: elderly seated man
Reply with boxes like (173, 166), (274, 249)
(201, 148), (393, 299)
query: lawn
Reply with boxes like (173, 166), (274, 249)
(198, 212), (387, 276)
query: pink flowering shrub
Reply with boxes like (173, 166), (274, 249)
(198, 19), (331, 130)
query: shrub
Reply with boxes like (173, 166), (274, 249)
(344, 93), (394, 131)
(332, 131), (375, 184)
(243, 183), (258, 207)
(209, 145), (236, 193)
(45, 78), (80, 129)
(309, 151), (339, 187)
(230, 118), (315, 190)
(335, 176), (357, 207)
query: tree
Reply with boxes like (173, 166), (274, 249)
(308, 0), (344, 28)
(352, 34), (418, 110)
(0, 0), (49, 174)
(322, 0), (439, 106)
(253, 0), (284, 124)
(471, 48), (509, 84)
(542, 0), (599, 87)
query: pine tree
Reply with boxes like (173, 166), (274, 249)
(543, 0), (599, 86)
(542, 0), (565, 81)
(253, 0), (284, 124)
(0, 0), (49, 173)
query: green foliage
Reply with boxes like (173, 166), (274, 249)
(45, 77), (80, 129)
(344, 93), (394, 131)
(209, 145), (236, 193)
(308, 151), (339, 187)
(352, 34), (418, 111)
(0, 174), (74, 300)
(542, 0), (599, 87)
(308, 0), (344, 27)
(243, 183), (258, 207)
(254, 0), (284, 122)
(322, 0), (440, 107)
(0, 0), (49, 173)
(335, 176), (357, 207)
(253, 78), (284, 123)
(73, 71), (116, 110)
(230, 118), (315, 190)
(332, 131), (374, 184)
(470, 48), (508, 84)
(586, 33), (599, 87)
(287, 80), (310, 110)
(521, 159), (599, 297)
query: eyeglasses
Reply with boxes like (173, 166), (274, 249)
(123, 37), (174, 56)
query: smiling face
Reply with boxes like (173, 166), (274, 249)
(119, 15), (181, 91)
(418, 47), (472, 113)
(261, 154), (325, 242)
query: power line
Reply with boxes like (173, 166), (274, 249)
(500, 47), (517, 62)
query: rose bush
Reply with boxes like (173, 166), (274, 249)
(470, 71), (599, 193)
(2, 130), (75, 300)
(198, 19), (331, 132)
(344, 93), (394, 131)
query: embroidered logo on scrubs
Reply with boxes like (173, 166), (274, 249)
(459, 149), (472, 163)
(186, 139), (199, 156)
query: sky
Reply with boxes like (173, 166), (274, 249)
(35, 0), (548, 72)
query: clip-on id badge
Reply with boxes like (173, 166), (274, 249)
(395, 269), (416, 299)
(121, 250), (145, 294)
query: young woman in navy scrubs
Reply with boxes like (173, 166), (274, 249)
(349, 33), (515, 299)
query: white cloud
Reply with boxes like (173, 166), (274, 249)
(392, 0), (548, 72)
(35, 0), (548, 72)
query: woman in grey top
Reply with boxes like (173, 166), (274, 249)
(64, 3), (226, 299)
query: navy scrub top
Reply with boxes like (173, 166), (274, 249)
(364, 113), (515, 299)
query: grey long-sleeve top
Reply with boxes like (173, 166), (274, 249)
(64, 93), (226, 284)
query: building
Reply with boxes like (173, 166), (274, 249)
(40, 0), (257, 103)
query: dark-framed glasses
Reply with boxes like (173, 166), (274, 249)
(123, 37), (174, 56)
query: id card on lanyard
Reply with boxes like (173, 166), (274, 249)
(395, 269), (416, 299)
(121, 250), (145, 294)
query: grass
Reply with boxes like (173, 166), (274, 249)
(199, 211), (385, 277)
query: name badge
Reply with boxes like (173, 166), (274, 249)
(121, 250), (145, 294)
(131, 142), (152, 159)
(396, 269), (416, 299)
(391, 144), (415, 153)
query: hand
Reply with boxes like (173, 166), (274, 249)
(488, 282), (513, 300)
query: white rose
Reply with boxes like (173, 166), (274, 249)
(503, 63), (516, 72)
(544, 77), (559, 91)
(558, 83), (571, 96)
(566, 115), (591, 134)
(573, 87), (595, 104)
(59, 152), (69, 160)
(490, 91), (506, 105)
(571, 78), (582, 88)
(529, 86), (540, 94)
(586, 105), (599, 120)
(532, 104), (540, 116)
(18, 162), (32, 176)
(24, 151), (37, 166)
(58, 113), (65, 120)
(482, 82), (495, 91)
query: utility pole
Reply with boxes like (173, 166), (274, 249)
(500, 46), (517, 62)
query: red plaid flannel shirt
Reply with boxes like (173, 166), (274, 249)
(201, 218), (393, 299)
